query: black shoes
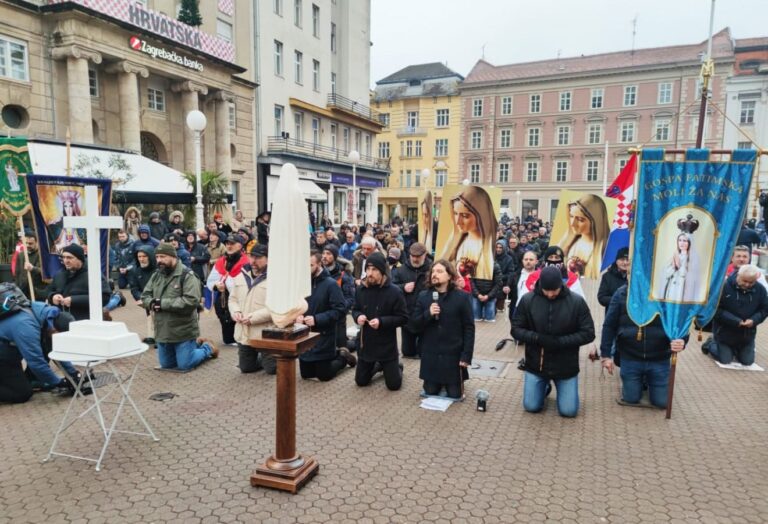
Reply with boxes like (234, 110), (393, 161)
(338, 348), (357, 368)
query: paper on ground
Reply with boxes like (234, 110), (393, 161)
(714, 361), (764, 371)
(420, 397), (453, 411)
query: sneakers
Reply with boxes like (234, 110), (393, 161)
(338, 347), (357, 368)
(197, 337), (219, 359)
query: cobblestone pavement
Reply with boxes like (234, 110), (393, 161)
(2, 281), (767, 523)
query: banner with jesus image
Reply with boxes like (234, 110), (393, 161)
(26, 175), (113, 280)
(627, 148), (757, 339)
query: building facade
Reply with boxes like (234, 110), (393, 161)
(459, 29), (735, 221)
(0, 0), (258, 217)
(371, 63), (463, 224)
(254, 0), (387, 225)
(724, 37), (768, 219)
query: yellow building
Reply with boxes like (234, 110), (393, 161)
(371, 63), (463, 224)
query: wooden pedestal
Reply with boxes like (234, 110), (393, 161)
(248, 332), (320, 494)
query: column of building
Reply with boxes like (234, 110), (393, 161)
(105, 61), (149, 153)
(171, 80), (209, 172)
(51, 45), (102, 143)
(212, 90), (234, 186)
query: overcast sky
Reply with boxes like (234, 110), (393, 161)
(370, 0), (766, 85)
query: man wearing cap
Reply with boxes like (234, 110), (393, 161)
(512, 266), (595, 417)
(206, 234), (249, 346)
(12, 231), (47, 300)
(229, 244), (276, 374)
(142, 242), (218, 370)
(321, 244), (356, 350)
(392, 242), (432, 359)
(598, 247), (629, 314)
(352, 252), (409, 391)
(163, 233), (191, 268)
(47, 244), (111, 321)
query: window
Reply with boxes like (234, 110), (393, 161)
(274, 105), (284, 135)
(557, 125), (570, 146)
(435, 169), (446, 187)
(354, 131), (361, 152)
(0, 36), (28, 81)
(527, 127), (540, 147)
(586, 160), (599, 182)
(436, 108), (450, 127)
(620, 121), (636, 143)
(658, 82), (673, 104)
(88, 67), (98, 97)
(331, 23), (337, 53)
(559, 91), (571, 111)
(147, 87), (165, 111)
(435, 138), (448, 157)
(364, 134), (371, 156)
(217, 19), (233, 42)
(405, 170), (412, 187)
(312, 60), (320, 91)
(654, 120), (671, 141)
(378, 141), (390, 158)
(472, 99), (483, 117)
(529, 94), (541, 113)
(555, 160), (568, 182)
(623, 85), (637, 106)
(405, 140), (413, 157)
(331, 72), (336, 94)
(500, 129), (512, 148)
(414, 140), (422, 157)
(498, 162), (510, 183)
(471, 130), (482, 149)
(342, 127), (349, 152)
(230, 180), (239, 212)
(274, 40), (283, 76)
(415, 170), (421, 187)
(294, 50), (303, 84)
(330, 123), (337, 148)
(380, 113), (390, 127)
(618, 157), (629, 172)
(738, 141), (753, 150)
(312, 117), (320, 145)
(526, 161), (539, 182)
(587, 123), (602, 144)
(312, 4), (320, 37)
(229, 102), (236, 130)
(470, 164), (480, 183)
(294, 112), (303, 141)
(294, 0), (302, 26)
(740, 101), (756, 124)
(407, 111), (419, 128)
(501, 96), (512, 115)
(273, 0), (283, 15)
(591, 88), (603, 109)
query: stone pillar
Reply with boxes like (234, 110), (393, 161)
(171, 81), (209, 172)
(212, 91), (235, 183)
(328, 184), (334, 224)
(105, 61), (149, 153)
(51, 45), (102, 143)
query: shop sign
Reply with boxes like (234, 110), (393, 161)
(129, 36), (204, 71)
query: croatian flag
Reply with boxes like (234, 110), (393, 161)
(600, 153), (637, 271)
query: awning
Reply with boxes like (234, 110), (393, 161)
(25, 140), (199, 204)
(297, 179), (327, 201)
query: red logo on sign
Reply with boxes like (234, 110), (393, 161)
(129, 36), (142, 50)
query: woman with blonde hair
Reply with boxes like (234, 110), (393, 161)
(557, 194), (609, 279)
(439, 186), (498, 280)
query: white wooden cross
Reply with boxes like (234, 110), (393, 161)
(63, 185), (122, 321)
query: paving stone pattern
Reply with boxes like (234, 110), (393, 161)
(1, 280), (767, 523)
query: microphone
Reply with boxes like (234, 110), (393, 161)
(475, 389), (489, 412)
(432, 291), (439, 320)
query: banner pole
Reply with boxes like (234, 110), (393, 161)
(665, 352), (678, 419)
(65, 127), (71, 177)
(17, 214), (35, 302)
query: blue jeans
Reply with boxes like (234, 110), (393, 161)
(472, 297), (496, 321)
(523, 371), (579, 417)
(620, 358), (670, 408)
(710, 339), (755, 366)
(157, 339), (213, 370)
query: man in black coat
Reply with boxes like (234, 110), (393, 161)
(295, 252), (355, 381)
(47, 244), (111, 321)
(321, 244), (355, 349)
(493, 240), (514, 312)
(597, 247), (629, 312)
(112, 230), (135, 289)
(410, 260), (474, 399)
(470, 262), (503, 322)
(736, 221), (761, 251)
(600, 285), (686, 408)
(392, 242), (431, 359)
(129, 245), (158, 344)
(184, 230), (210, 284)
(352, 252), (408, 391)
(512, 266), (595, 417)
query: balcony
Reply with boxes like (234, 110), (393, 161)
(396, 126), (427, 137)
(326, 93), (383, 126)
(267, 136), (390, 171)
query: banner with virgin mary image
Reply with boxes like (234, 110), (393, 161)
(417, 189), (438, 253)
(26, 175), (113, 279)
(628, 148), (758, 339)
(435, 184), (501, 280)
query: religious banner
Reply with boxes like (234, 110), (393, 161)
(0, 137), (32, 216)
(435, 185), (501, 280)
(549, 190), (617, 279)
(417, 189), (436, 252)
(26, 175), (113, 279)
(627, 148), (758, 339)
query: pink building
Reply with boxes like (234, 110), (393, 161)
(459, 29), (736, 221)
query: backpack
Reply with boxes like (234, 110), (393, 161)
(0, 282), (31, 320)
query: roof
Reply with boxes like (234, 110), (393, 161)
(377, 62), (464, 85)
(464, 28), (735, 86)
(735, 37), (768, 49)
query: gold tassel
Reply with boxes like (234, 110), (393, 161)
(636, 327), (642, 341)
(697, 328), (702, 342)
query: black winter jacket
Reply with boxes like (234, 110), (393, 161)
(494, 251), (514, 287)
(186, 241), (210, 282)
(597, 264), (627, 310)
(113, 239), (135, 270)
(128, 246), (157, 300)
(392, 258), (432, 312)
(327, 261), (355, 347)
(47, 264), (111, 320)
(714, 273), (768, 345)
(352, 277), (408, 362)
(470, 262), (503, 299)
(301, 269), (346, 362)
(512, 282), (595, 379)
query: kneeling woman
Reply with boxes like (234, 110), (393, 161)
(410, 260), (474, 399)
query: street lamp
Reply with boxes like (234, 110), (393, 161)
(186, 110), (207, 230)
(515, 190), (521, 220)
(462, 178), (470, 186)
(348, 150), (360, 226)
(421, 168), (430, 191)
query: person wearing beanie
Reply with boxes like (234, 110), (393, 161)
(392, 242), (432, 359)
(387, 246), (402, 271)
(352, 251), (409, 391)
(511, 265), (595, 418)
(164, 233), (191, 268)
(321, 243), (355, 349)
(141, 242), (218, 370)
(523, 245), (585, 299)
(206, 233), (249, 346)
(47, 244), (111, 321)
(148, 211), (168, 242)
(597, 247), (630, 313)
